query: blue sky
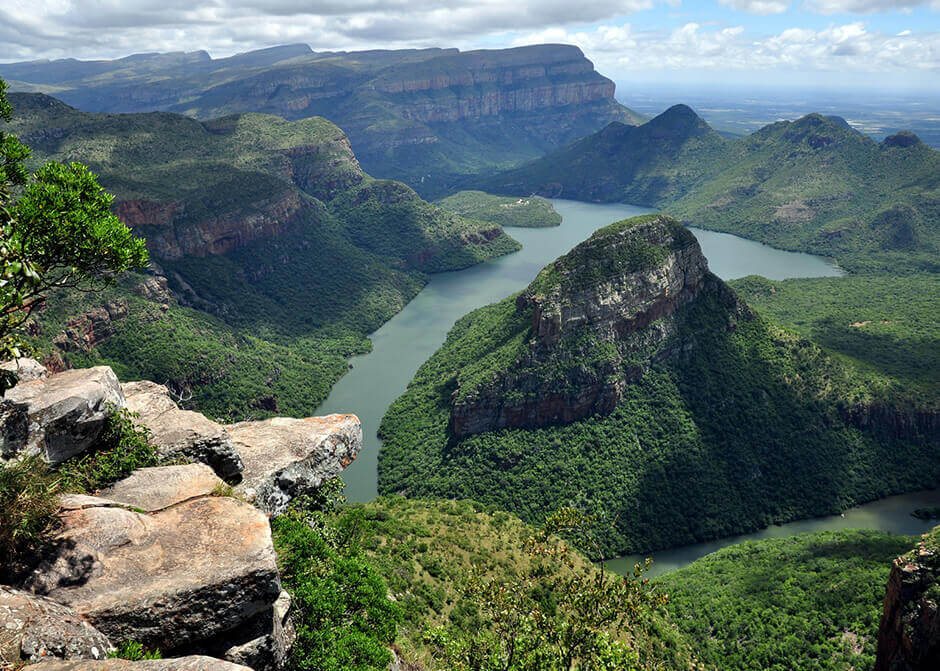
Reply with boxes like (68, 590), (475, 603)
(1, 1), (938, 91)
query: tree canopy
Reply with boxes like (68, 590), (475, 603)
(0, 77), (148, 362)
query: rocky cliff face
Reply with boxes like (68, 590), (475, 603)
(450, 215), (751, 437)
(116, 189), (310, 261)
(875, 526), (940, 671)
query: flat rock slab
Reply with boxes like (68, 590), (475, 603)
(25, 496), (281, 652)
(122, 382), (243, 479)
(0, 586), (112, 663)
(29, 656), (252, 671)
(227, 414), (361, 516)
(1, 366), (125, 464)
(100, 464), (224, 512)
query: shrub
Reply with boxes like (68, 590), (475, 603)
(0, 457), (61, 577)
(58, 406), (158, 493)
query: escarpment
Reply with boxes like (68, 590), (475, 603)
(875, 527), (940, 671)
(449, 215), (751, 437)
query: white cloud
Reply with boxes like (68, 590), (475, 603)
(0, 1), (669, 61)
(512, 20), (940, 74)
(718, 0), (790, 15)
(802, 0), (940, 13)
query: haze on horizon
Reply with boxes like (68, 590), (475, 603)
(1, 0), (937, 93)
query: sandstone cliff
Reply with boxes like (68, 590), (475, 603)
(875, 527), (940, 671)
(450, 215), (751, 437)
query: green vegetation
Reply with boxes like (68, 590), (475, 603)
(272, 483), (403, 671)
(6, 91), (519, 420)
(108, 641), (162, 661)
(730, 274), (939, 401)
(379, 221), (936, 557)
(912, 507), (940, 520)
(325, 496), (699, 670)
(0, 78), (147, 365)
(658, 529), (916, 671)
(0, 407), (158, 580)
(485, 106), (939, 274)
(0, 457), (61, 576)
(435, 191), (562, 228)
(57, 406), (159, 494)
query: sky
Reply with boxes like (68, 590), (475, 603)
(1, 0), (938, 92)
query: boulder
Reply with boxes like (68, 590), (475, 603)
(227, 414), (361, 516)
(28, 657), (253, 671)
(122, 382), (243, 479)
(0, 586), (112, 663)
(0, 357), (49, 383)
(100, 464), (224, 513)
(191, 590), (294, 671)
(1, 366), (125, 464)
(24, 495), (281, 653)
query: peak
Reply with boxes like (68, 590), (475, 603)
(524, 214), (702, 302)
(647, 104), (710, 133)
(882, 131), (923, 148)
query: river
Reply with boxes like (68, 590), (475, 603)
(313, 199), (932, 577)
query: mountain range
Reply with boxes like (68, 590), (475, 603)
(483, 104), (939, 273)
(2, 44), (643, 197)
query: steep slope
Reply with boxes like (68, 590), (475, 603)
(875, 526), (940, 671)
(483, 107), (940, 273)
(2, 44), (644, 197)
(378, 215), (938, 556)
(489, 104), (731, 204)
(7, 92), (519, 419)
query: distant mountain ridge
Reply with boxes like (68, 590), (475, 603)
(2, 44), (644, 197)
(484, 105), (940, 273)
(8, 91), (520, 419)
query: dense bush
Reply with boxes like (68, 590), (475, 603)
(658, 529), (916, 671)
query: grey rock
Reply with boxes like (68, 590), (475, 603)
(227, 414), (361, 516)
(29, 656), (253, 671)
(1, 366), (125, 464)
(100, 464), (224, 512)
(0, 586), (112, 663)
(192, 590), (294, 671)
(24, 495), (281, 653)
(122, 381), (243, 479)
(0, 357), (48, 383)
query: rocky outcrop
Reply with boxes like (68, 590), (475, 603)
(0, 586), (112, 664)
(29, 657), (253, 671)
(0, 357), (48, 383)
(122, 381), (243, 479)
(228, 414), (361, 516)
(100, 464), (224, 512)
(122, 190), (309, 261)
(24, 493), (281, 654)
(1, 366), (125, 464)
(875, 527), (940, 671)
(52, 302), (129, 353)
(450, 215), (751, 437)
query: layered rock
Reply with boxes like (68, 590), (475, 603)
(100, 464), (224, 512)
(0, 587), (112, 663)
(121, 189), (309, 261)
(24, 493), (281, 654)
(52, 302), (129, 353)
(1, 366), (125, 464)
(875, 526), (940, 670)
(450, 215), (751, 437)
(228, 414), (361, 516)
(122, 381), (243, 479)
